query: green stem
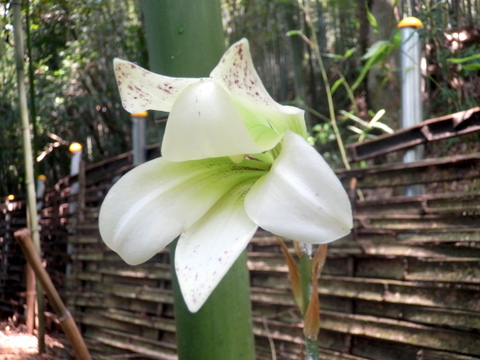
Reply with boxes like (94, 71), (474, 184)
(299, 0), (351, 171)
(299, 245), (320, 360)
(305, 337), (320, 360)
(299, 248), (313, 310)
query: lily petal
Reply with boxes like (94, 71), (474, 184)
(161, 80), (268, 162)
(99, 157), (263, 265)
(113, 58), (198, 113)
(244, 131), (352, 244)
(211, 39), (307, 138)
(175, 182), (258, 313)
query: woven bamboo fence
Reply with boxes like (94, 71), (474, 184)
(1, 108), (479, 359)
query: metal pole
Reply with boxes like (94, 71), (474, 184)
(67, 143), (82, 277)
(36, 175), (46, 210)
(398, 17), (424, 196)
(131, 111), (148, 165)
(68, 143), (82, 215)
(69, 143), (83, 177)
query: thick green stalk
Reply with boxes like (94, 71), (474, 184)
(141, 1), (255, 359)
(13, 2), (46, 353)
(171, 243), (255, 360)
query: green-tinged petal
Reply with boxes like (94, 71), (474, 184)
(161, 80), (268, 161)
(210, 39), (307, 138)
(244, 131), (353, 244)
(113, 58), (198, 113)
(99, 157), (264, 265)
(236, 101), (307, 145)
(175, 182), (258, 313)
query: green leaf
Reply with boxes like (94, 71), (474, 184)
(392, 30), (403, 47)
(340, 110), (369, 127)
(366, 8), (378, 30)
(322, 52), (343, 59)
(361, 40), (391, 60)
(322, 48), (356, 60)
(462, 63), (480, 71)
(286, 29), (304, 37)
(331, 78), (345, 95)
(352, 41), (393, 92)
(371, 122), (394, 133)
(348, 125), (364, 135)
(344, 47), (356, 58)
(368, 109), (386, 126)
(448, 53), (480, 64)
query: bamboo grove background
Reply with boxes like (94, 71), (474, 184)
(1, 0), (480, 195)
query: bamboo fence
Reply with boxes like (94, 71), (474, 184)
(1, 108), (479, 359)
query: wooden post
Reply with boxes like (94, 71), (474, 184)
(25, 264), (36, 335)
(14, 228), (92, 360)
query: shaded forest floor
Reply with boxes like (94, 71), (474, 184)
(0, 322), (69, 360)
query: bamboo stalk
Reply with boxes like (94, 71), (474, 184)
(141, 1), (256, 359)
(14, 228), (92, 360)
(12, 1), (46, 352)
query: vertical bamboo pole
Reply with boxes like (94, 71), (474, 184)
(25, 0), (37, 174)
(12, 1), (45, 352)
(141, 1), (255, 359)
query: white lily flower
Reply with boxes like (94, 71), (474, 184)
(100, 39), (352, 313)
(113, 39), (306, 162)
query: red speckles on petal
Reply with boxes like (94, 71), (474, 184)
(236, 44), (244, 61)
(114, 58), (199, 113)
(157, 84), (171, 94)
(210, 39), (278, 110)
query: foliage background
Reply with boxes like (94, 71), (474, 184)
(1, 0), (479, 196)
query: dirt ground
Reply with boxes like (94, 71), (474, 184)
(0, 321), (70, 360)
